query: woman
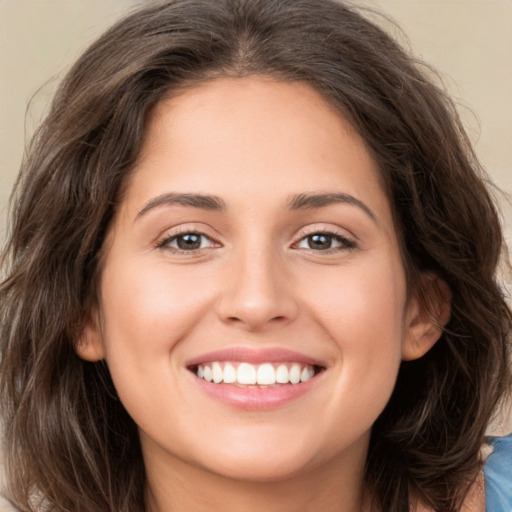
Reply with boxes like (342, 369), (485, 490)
(1, 0), (510, 510)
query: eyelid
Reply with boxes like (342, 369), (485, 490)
(293, 224), (356, 240)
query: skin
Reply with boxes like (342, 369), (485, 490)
(78, 77), (447, 512)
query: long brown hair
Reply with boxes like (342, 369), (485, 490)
(1, 0), (510, 510)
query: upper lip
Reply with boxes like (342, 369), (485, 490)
(185, 347), (325, 368)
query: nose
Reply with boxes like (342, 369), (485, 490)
(215, 243), (299, 331)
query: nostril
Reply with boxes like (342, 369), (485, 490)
(226, 314), (287, 324)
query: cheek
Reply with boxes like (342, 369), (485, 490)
(96, 257), (220, 432)
(301, 258), (406, 394)
(98, 257), (216, 370)
(304, 257), (406, 339)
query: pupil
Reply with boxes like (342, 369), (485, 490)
(177, 233), (201, 250)
(308, 234), (331, 250)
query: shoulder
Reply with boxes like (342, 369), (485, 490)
(484, 433), (512, 512)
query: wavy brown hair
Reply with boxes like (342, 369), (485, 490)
(1, 0), (511, 511)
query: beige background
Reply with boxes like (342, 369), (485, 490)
(0, 0), (511, 437)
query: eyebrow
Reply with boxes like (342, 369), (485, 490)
(135, 191), (376, 223)
(287, 193), (377, 223)
(136, 192), (226, 219)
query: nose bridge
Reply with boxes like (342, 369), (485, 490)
(216, 235), (297, 329)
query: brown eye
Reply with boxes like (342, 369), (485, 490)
(159, 232), (216, 251)
(295, 232), (355, 251)
(307, 234), (334, 250)
(176, 233), (202, 250)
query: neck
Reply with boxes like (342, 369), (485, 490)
(144, 442), (371, 512)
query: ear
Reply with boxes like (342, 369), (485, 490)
(74, 311), (106, 362)
(402, 274), (451, 361)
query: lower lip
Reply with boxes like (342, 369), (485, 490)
(191, 373), (321, 410)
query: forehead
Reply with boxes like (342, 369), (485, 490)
(121, 77), (392, 228)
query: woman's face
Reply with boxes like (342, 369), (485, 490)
(79, 77), (435, 484)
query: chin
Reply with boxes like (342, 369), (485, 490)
(189, 433), (323, 483)
(203, 453), (316, 483)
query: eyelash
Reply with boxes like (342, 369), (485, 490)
(292, 229), (357, 253)
(155, 228), (357, 254)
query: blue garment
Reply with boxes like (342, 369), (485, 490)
(485, 433), (512, 511)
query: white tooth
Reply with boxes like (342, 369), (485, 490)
(257, 363), (276, 385)
(223, 363), (237, 383)
(300, 366), (313, 382)
(237, 363), (257, 385)
(212, 362), (223, 383)
(197, 365), (204, 379)
(276, 364), (289, 384)
(203, 365), (213, 382)
(289, 364), (301, 384)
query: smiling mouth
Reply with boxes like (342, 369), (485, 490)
(189, 361), (325, 387)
